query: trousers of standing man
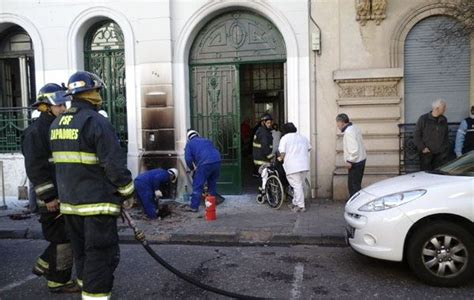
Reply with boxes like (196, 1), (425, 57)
(420, 152), (448, 171)
(348, 160), (366, 198)
(287, 171), (308, 209)
(65, 215), (120, 296)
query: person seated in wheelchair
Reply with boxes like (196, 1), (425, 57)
(253, 113), (275, 194)
(277, 123), (311, 213)
(133, 168), (178, 219)
(257, 154), (287, 198)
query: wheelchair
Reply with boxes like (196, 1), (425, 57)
(256, 159), (311, 210)
(256, 160), (292, 209)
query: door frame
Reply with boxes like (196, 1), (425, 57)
(189, 60), (286, 194)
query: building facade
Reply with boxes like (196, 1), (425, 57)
(0, 0), (472, 199)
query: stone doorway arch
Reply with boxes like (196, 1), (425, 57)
(189, 10), (286, 194)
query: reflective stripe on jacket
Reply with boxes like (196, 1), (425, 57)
(50, 100), (134, 216)
(21, 112), (58, 203)
(252, 126), (273, 165)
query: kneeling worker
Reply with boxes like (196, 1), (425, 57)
(185, 130), (221, 212)
(134, 168), (178, 219)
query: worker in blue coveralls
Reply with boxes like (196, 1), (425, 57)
(185, 130), (221, 212)
(134, 168), (178, 219)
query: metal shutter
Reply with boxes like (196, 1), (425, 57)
(404, 16), (470, 123)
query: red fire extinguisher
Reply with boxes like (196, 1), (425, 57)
(205, 195), (217, 221)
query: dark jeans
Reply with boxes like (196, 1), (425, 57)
(420, 152), (448, 171)
(38, 212), (73, 285)
(348, 160), (366, 198)
(65, 214), (120, 296)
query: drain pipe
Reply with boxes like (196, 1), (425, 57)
(309, 0), (321, 199)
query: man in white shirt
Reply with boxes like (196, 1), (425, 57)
(278, 123), (311, 212)
(336, 113), (367, 198)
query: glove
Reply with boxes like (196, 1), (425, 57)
(122, 196), (136, 209)
(155, 190), (163, 198)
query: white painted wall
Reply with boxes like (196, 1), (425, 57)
(1, 0), (461, 199)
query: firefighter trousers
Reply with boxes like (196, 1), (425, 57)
(65, 214), (120, 298)
(36, 211), (74, 288)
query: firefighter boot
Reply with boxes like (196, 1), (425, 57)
(48, 280), (81, 294)
(32, 258), (49, 277)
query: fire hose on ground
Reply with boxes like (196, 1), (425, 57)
(121, 210), (266, 300)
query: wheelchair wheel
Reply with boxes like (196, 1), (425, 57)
(256, 193), (266, 204)
(265, 175), (285, 209)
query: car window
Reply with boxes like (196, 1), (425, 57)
(435, 151), (474, 177)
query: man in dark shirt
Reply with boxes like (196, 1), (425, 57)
(414, 99), (450, 171)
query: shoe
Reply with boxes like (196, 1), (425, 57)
(184, 207), (198, 213)
(291, 206), (306, 213)
(216, 196), (225, 206)
(49, 280), (81, 294)
(287, 204), (296, 210)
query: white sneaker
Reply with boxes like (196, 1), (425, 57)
(291, 206), (306, 213)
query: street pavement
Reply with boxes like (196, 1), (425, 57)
(0, 196), (346, 246)
(1, 239), (473, 299)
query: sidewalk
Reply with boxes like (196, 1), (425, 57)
(0, 196), (347, 246)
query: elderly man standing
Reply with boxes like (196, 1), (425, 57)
(414, 99), (450, 171)
(336, 113), (367, 198)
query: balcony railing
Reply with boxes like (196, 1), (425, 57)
(0, 107), (34, 153)
(398, 122), (459, 174)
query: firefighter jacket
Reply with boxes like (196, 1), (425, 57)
(184, 137), (221, 170)
(252, 126), (274, 165)
(49, 100), (134, 216)
(22, 112), (58, 205)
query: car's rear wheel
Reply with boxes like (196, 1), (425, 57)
(407, 221), (474, 287)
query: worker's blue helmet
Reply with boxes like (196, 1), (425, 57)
(32, 83), (70, 108)
(66, 71), (105, 95)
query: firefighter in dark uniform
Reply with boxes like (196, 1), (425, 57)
(50, 71), (134, 300)
(252, 114), (274, 195)
(21, 83), (79, 293)
(253, 113), (274, 167)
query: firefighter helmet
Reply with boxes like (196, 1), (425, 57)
(32, 83), (70, 108)
(66, 71), (105, 95)
(168, 168), (179, 183)
(187, 130), (200, 141)
(260, 113), (273, 122)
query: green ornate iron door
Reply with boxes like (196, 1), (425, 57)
(190, 65), (241, 194)
(189, 11), (287, 194)
(84, 21), (127, 149)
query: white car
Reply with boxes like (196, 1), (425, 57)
(345, 151), (474, 287)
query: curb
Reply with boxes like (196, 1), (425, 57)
(0, 229), (347, 247)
